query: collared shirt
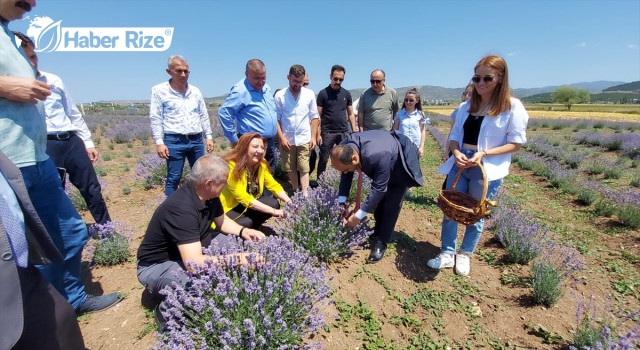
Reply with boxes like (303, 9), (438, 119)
(0, 22), (48, 167)
(395, 108), (425, 148)
(0, 172), (26, 264)
(37, 71), (95, 149)
(274, 87), (319, 146)
(358, 86), (399, 131)
(149, 81), (213, 145)
(439, 98), (529, 181)
(217, 78), (278, 143)
(136, 183), (223, 264)
(317, 85), (353, 133)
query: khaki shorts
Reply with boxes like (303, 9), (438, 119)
(280, 143), (311, 173)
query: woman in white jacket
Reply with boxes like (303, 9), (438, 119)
(427, 54), (529, 276)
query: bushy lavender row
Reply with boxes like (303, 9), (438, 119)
(135, 154), (190, 190)
(530, 241), (585, 307)
(155, 236), (330, 350)
(105, 120), (152, 144)
(490, 193), (549, 264)
(570, 295), (640, 350)
(524, 136), (589, 169)
(573, 132), (640, 160)
(272, 186), (371, 262)
(87, 220), (131, 266)
(427, 125), (448, 152)
(528, 118), (640, 133)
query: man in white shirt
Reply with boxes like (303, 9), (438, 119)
(149, 55), (214, 196)
(275, 65), (319, 196)
(15, 32), (111, 225)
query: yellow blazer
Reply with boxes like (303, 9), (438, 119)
(219, 161), (284, 214)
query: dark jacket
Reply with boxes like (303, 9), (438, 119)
(338, 130), (423, 213)
(0, 151), (62, 350)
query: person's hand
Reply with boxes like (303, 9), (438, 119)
(272, 208), (285, 218)
(453, 150), (470, 168)
(418, 147), (424, 158)
(156, 144), (169, 159)
(468, 151), (485, 164)
(309, 138), (317, 150)
(317, 135), (323, 146)
(205, 139), (215, 152)
(280, 138), (291, 151)
(242, 228), (265, 241)
(86, 148), (99, 163)
(0, 76), (51, 104)
(344, 214), (361, 229)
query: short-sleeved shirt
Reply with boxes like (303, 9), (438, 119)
(137, 183), (223, 264)
(317, 85), (352, 133)
(358, 87), (399, 131)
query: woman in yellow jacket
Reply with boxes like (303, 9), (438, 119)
(219, 132), (291, 230)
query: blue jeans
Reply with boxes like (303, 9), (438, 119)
(20, 158), (89, 309)
(440, 149), (503, 255)
(164, 134), (204, 196)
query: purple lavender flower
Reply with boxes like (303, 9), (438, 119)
(154, 236), (331, 349)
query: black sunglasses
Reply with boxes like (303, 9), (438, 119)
(303, 83), (309, 87)
(471, 75), (496, 84)
(332, 77), (344, 82)
(370, 79), (382, 84)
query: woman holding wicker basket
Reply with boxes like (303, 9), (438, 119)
(427, 55), (529, 276)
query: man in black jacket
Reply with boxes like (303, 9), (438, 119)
(330, 130), (423, 263)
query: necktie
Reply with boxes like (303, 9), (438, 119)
(0, 192), (29, 268)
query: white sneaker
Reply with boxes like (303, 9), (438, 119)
(427, 253), (455, 269)
(455, 254), (471, 276)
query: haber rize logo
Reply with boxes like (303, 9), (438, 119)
(26, 16), (174, 52)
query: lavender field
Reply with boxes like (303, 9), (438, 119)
(74, 110), (639, 349)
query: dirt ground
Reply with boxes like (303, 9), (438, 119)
(74, 136), (639, 349)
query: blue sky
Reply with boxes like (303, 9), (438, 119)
(10, 0), (640, 103)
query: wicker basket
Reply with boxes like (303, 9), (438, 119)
(438, 161), (497, 225)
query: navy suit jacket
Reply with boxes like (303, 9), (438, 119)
(0, 151), (62, 350)
(338, 130), (423, 213)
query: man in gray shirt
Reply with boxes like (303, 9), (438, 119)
(358, 69), (399, 131)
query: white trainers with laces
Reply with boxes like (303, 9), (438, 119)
(427, 253), (455, 269)
(455, 254), (471, 276)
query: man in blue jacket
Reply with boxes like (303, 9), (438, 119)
(330, 130), (423, 263)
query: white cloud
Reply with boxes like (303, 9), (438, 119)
(628, 44), (639, 49)
(577, 42), (587, 47)
(507, 52), (518, 57)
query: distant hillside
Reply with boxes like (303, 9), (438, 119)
(102, 81), (629, 105)
(603, 81), (640, 92)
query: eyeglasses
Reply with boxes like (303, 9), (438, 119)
(173, 69), (190, 74)
(471, 75), (495, 84)
(332, 77), (344, 82)
(370, 79), (383, 84)
(404, 99), (416, 103)
(303, 83), (309, 87)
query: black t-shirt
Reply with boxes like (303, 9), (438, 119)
(317, 85), (353, 133)
(137, 183), (224, 264)
(462, 114), (485, 146)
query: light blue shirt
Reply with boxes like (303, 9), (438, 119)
(0, 21), (48, 167)
(395, 108), (425, 149)
(149, 81), (213, 145)
(217, 78), (277, 143)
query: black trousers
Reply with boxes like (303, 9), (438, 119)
(317, 131), (348, 178)
(47, 134), (111, 224)
(373, 159), (413, 245)
(13, 265), (85, 350)
(226, 195), (280, 230)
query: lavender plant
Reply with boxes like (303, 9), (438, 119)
(570, 295), (640, 350)
(154, 236), (331, 350)
(316, 167), (371, 203)
(64, 181), (88, 211)
(88, 220), (131, 266)
(271, 186), (372, 262)
(491, 195), (549, 264)
(530, 243), (585, 307)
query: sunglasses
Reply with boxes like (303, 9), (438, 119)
(404, 99), (416, 103)
(173, 69), (190, 74)
(303, 83), (309, 87)
(332, 77), (344, 82)
(370, 79), (383, 84)
(471, 75), (496, 84)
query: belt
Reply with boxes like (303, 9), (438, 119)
(164, 133), (202, 140)
(47, 131), (76, 140)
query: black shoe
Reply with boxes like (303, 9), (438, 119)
(76, 292), (123, 314)
(155, 304), (168, 332)
(367, 241), (387, 263)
